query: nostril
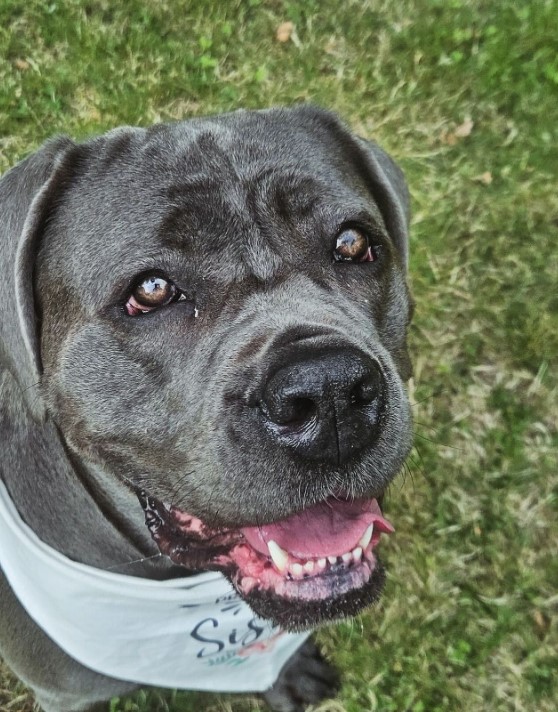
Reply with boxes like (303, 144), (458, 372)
(351, 374), (381, 407)
(288, 397), (316, 427)
(263, 395), (317, 428)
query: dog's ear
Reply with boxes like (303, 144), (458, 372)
(0, 137), (77, 421)
(351, 136), (411, 269)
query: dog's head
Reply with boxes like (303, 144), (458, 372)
(0, 106), (413, 629)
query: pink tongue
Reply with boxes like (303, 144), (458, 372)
(241, 498), (394, 559)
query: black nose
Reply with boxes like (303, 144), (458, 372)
(260, 349), (384, 464)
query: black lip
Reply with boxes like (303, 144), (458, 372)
(238, 562), (386, 631)
(137, 489), (241, 569)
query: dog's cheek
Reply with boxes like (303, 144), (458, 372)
(44, 325), (187, 458)
(374, 269), (413, 379)
(37, 279), (85, 376)
(326, 264), (412, 382)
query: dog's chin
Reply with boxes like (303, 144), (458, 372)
(138, 491), (393, 630)
(229, 559), (386, 631)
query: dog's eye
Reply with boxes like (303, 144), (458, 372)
(333, 228), (375, 263)
(125, 274), (183, 316)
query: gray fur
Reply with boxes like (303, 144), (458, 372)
(0, 106), (413, 711)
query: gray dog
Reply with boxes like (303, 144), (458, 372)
(0, 106), (413, 712)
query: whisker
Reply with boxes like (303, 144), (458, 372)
(414, 432), (462, 451)
(22, 379), (42, 393)
(404, 448), (427, 481)
(168, 470), (197, 507)
(413, 419), (443, 434)
(410, 391), (444, 407)
(206, 481), (223, 522)
(106, 552), (164, 571)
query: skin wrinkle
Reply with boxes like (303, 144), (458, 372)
(197, 272), (412, 516)
(5, 107), (413, 636)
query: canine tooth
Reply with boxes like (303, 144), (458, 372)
(291, 563), (303, 578)
(267, 540), (289, 572)
(317, 558), (327, 570)
(359, 523), (374, 549)
(352, 546), (363, 562)
(304, 560), (315, 574)
(328, 556), (338, 565)
(342, 552), (352, 564)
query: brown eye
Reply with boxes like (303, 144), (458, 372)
(125, 275), (180, 316)
(333, 228), (375, 263)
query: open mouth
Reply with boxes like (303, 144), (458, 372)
(139, 491), (394, 630)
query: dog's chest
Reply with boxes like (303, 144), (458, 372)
(0, 481), (309, 691)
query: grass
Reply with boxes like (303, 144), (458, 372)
(1, 0), (556, 710)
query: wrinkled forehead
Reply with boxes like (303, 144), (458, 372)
(38, 113), (381, 298)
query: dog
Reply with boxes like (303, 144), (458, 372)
(0, 105), (413, 712)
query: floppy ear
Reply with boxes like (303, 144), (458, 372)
(352, 136), (411, 269)
(0, 136), (77, 421)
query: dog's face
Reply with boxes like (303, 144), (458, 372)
(7, 107), (413, 629)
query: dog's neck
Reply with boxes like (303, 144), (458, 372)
(0, 369), (174, 578)
(62, 447), (167, 572)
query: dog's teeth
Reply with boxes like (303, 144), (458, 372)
(304, 560), (315, 574)
(359, 523), (374, 549)
(317, 558), (327, 570)
(342, 552), (352, 564)
(267, 540), (289, 572)
(291, 563), (304, 578)
(352, 546), (363, 562)
(328, 555), (338, 565)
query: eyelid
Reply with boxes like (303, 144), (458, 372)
(336, 218), (383, 240)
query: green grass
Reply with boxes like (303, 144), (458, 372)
(1, 0), (556, 710)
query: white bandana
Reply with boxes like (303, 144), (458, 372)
(0, 481), (309, 692)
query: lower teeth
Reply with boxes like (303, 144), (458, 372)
(265, 538), (373, 578)
(284, 550), (369, 579)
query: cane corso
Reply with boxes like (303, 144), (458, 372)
(0, 106), (413, 712)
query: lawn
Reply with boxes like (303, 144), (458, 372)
(0, 0), (556, 711)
